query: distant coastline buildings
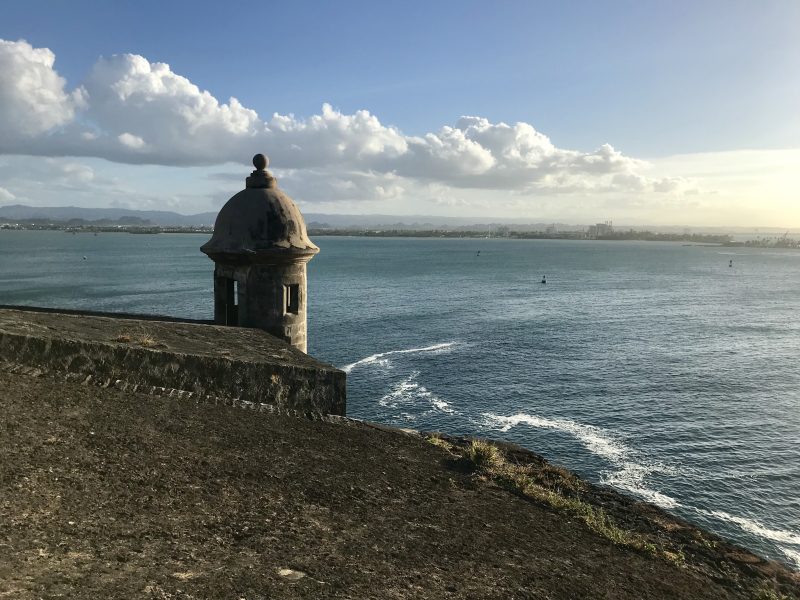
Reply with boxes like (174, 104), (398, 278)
(587, 221), (614, 238)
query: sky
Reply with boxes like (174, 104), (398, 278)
(0, 0), (798, 226)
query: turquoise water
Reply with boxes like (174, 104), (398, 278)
(1, 230), (799, 567)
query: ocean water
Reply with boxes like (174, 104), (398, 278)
(1, 230), (799, 567)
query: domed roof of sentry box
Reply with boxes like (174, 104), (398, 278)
(201, 154), (319, 262)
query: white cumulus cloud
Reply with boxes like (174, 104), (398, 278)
(81, 53), (261, 164)
(0, 38), (695, 201)
(0, 39), (85, 142)
(266, 104), (408, 169)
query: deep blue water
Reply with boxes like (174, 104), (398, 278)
(1, 230), (799, 567)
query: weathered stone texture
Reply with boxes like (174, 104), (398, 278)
(201, 154), (319, 353)
(0, 307), (345, 415)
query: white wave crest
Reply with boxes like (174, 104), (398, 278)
(780, 546), (800, 568)
(341, 342), (457, 374)
(380, 372), (456, 414)
(483, 413), (680, 509)
(379, 373), (420, 408)
(698, 509), (800, 547)
(484, 413), (626, 463)
(484, 412), (800, 564)
(696, 508), (800, 567)
(604, 465), (682, 509)
(431, 398), (453, 412)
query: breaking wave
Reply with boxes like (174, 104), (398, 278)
(341, 342), (457, 374)
(482, 413), (679, 509)
(483, 412), (800, 567)
(701, 511), (800, 546)
(379, 371), (456, 416)
(781, 547), (800, 568)
(696, 509), (800, 566)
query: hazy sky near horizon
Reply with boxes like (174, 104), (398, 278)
(0, 0), (798, 226)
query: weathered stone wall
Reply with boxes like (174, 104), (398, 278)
(0, 307), (345, 415)
(212, 259), (310, 352)
(243, 261), (309, 352)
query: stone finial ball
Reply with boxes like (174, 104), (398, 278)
(252, 153), (269, 170)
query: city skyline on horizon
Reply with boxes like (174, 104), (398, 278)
(0, 0), (798, 227)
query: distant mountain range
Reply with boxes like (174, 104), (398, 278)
(0, 204), (794, 235)
(0, 204), (573, 230)
(0, 204), (217, 227)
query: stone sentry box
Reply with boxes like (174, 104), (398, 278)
(201, 154), (319, 353)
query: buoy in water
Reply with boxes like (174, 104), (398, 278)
(541, 275), (546, 284)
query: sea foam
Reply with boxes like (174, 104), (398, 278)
(781, 547), (800, 568)
(695, 508), (800, 567)
(483, 413), (680, 509)
(483, 412), (800, 567)
(698, 509), (800, 546)
(380, 371), (456, 415)
(341, 342), (457, 374)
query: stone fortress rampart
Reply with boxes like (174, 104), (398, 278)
(0, 154), (345, 416)
(0, 306), (345, 415)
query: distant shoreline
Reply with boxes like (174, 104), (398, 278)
(307, 229), (731, 244)
(3, 225), (799, 248)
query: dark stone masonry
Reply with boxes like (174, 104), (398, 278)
(0, 306), (346, 415)
(201, 154), (319, 353)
